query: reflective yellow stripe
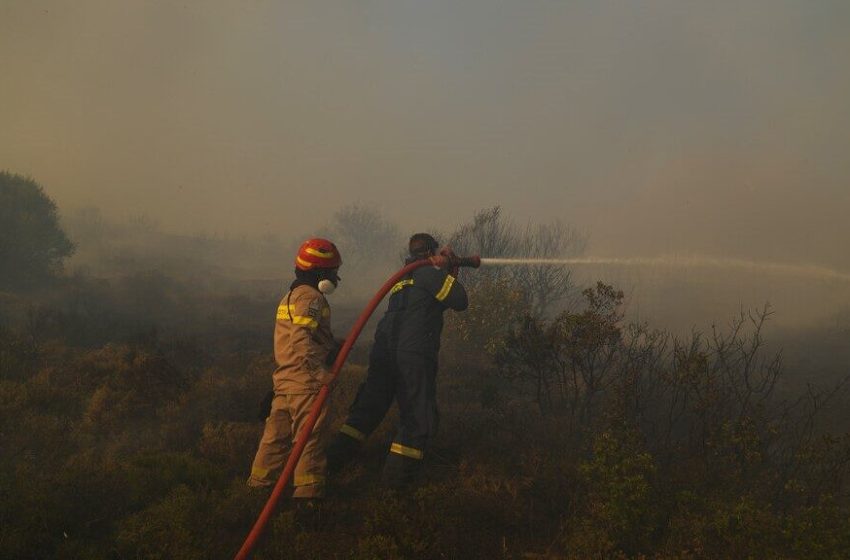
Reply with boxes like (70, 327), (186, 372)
(294, 474), (325, 487)
(251, 466), (270, 479)
(340, 424), (366, 442)
(275, 303), (297, 321)
(291, 315), (319, 329)
(304, 247), (335, 259)
(435, 275), (455, 301)
(276, 304), (318, 328)
(390, 442), (423, 460)
(296, 256), (312, 268)
(391, 279), (414, 294)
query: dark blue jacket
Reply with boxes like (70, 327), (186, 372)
(374, 263), (468, 356)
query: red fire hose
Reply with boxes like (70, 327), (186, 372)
(234, 253), (480, 559)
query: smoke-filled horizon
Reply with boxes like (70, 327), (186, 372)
(2, 1), (849, 270)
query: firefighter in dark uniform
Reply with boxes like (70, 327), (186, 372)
(327, 233), (468, 487)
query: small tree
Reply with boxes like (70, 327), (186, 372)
(0, 172), (74, 288)
(497, 282), (624, 419)
(312, 204), (404, 300)
(321, 204), (401, 268)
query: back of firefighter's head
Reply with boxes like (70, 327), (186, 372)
(295, 238), (342, 294)
(408, 233), (439, 260)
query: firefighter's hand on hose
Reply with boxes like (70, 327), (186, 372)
(258, 390), (274, 422)
(439, 246), (460, 277)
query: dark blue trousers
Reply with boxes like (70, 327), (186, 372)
(335, 341), (439, 485)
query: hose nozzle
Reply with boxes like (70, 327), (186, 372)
(456, 255), (481, 268)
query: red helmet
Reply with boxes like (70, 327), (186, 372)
(295, 238), (342, 271)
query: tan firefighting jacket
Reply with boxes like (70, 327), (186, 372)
(272, 284), (336, 394)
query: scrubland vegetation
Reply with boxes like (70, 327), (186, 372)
(1, 174), (848, 559)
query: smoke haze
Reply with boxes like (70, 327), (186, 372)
(2, 1), (849, 328)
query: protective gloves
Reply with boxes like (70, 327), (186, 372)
(439, 246), (460, 277)
(258, 390), (274, 422)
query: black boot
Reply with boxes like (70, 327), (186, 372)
(293, 498), (323, 532)
(380, 453), (422, 489)
(326, 432), (362, 474)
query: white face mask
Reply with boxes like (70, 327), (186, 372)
(318, 279), (337, 295)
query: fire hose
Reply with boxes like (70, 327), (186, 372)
(234, 252), (480, 559)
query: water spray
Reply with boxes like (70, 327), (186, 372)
(479, 256), (850, 283)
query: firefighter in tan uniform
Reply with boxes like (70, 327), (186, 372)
(247, 238), (342, 506)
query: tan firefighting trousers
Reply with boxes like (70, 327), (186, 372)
(247, 392), (329, 498)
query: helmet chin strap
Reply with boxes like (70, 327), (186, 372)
(318, 279), (337, 295)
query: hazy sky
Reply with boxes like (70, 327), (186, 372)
(2, 1), (849, 268)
